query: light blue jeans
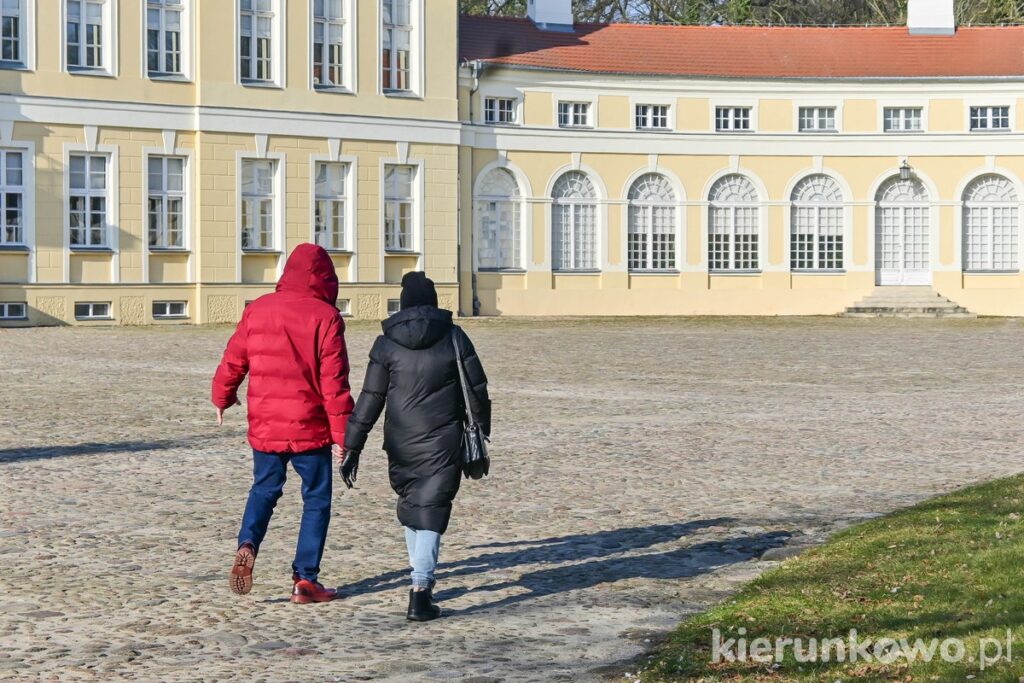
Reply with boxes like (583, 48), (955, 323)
(404, 527), (441, 589)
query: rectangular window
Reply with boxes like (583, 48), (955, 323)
(240, 0), (273, 82)
(314, 161), (348, 251)
(715, 107), (751, 132)
(557, 101), (591, 128)
(337, 298), (350, 315)
(883, 107), (923, 132)
(0, 1), (23, 66)
(635, 104), (668, 130)
(147, 0), (182, 76)
(0, 301), (26, 319)
(68, 154), (108, 247)
(0, 150), (23, 246)
(74, 301), (111, 319)
(484, 97), (516, 125)
(153, 300), (187, 318)
(66, 0), (106, 71)
(970, 106), (1011, 131)
(383, 164), (414, 251)
(313, 0), (345, 88)
(382, 0), (412, 92)
(240, 159), (276, 250)
(386, 298), (400, 315)
(148, 156), (186, 249)
(798, 107), (836, 132)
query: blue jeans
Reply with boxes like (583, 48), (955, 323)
(237, 448), (332, 582)
(404, 527), (441, 589)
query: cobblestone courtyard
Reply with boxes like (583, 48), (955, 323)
(2, 317), (1024, 682)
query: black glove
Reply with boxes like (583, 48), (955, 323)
(339, 449), (360, 489)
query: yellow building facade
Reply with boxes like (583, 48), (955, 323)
(0, 0), (461, 326)
(2, 0), (1024, 325)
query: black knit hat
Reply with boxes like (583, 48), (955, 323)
(400, 271), (438, 310)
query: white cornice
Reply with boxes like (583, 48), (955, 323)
(0, 95), (462, 145)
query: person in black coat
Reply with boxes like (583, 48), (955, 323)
(339, 271), (491, 621)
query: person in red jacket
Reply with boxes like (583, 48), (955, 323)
(212, 243), (353, 604)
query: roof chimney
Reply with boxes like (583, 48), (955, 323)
(907, 0), (955, 35)
(527, 0), (574, 32)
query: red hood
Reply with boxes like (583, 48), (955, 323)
(276, 243), (339, 305)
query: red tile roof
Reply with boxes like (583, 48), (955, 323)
(459, 15), (1024, 79)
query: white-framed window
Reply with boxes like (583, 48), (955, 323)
(963, 174), (1019, 272)
(635, 104), (668, 131)
(558, 101), (591, 128)
(715, 107), (751, 132)
(628, 173), (676, 271)
(337, 298), (350, 315)
(147, 155), (186, 250)
(798, 107), (836, 132)
(383, 164), (415, 251)
(551, 171), (598, 271)
(153, 300), (188, 318)
(884, 107), (923, 132)
(0, 150), (24, 246)
(68, 153), (109, 247)
(475, 167), (522, 270)
(239, 0), (276, 83)
(484, 97), (516, 125)
(386, 298), (400, 315)
(790, 174), (844, 271)
(240, 159), (276, 250)
(0, 302), (26, 319)
(314, 161), (349, 251)
(65, 0), (113, 73)
(0, 1), (28, 68)
(381, 0), (412, 92)
(709, 174), (759, 271)
(970, 106), (1010, 131)
(313, 0), (347, 89)
(146, 0), (183, 77)
(74, 301), (111, 319)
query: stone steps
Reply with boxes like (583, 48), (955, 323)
(842, 287), (976, 318)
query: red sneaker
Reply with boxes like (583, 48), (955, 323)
(229, 544), (256, 595)
(290, 579), (338, 604)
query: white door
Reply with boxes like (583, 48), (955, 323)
(875, 177), (932, 286)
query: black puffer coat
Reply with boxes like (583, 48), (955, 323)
(344, 306), (491, 534)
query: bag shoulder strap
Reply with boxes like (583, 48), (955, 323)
(451, 328), (476, 428)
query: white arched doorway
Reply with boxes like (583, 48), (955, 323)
(875, 176), (931, 285)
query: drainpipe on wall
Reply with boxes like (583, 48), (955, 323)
(462, 59), (484, 315)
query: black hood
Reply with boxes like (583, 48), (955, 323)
(381, 305), (453, 350)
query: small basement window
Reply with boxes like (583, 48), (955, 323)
(0, 302), (27, 319)
(153, 301), (188, 319)
(74, 302), (111, 320)
(337, 298), (350, 316)
(387, 298), (400, 316)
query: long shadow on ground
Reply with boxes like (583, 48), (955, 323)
(334, 519), (792, 614)
(0, 439), (193, 463)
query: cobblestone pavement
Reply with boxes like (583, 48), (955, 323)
(2, 317), (1024, 682)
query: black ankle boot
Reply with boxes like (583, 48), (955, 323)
(406, 588), (442, 621)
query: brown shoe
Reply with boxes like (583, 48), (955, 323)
(229, 544), (256, 595)
(290, 579), (338, 604)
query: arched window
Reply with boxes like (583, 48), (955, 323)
(708, 174), (759, 271)
(551, 171), (598, 271)
(475, 168), (522, 270)
(628, 173), (676, 271)
(790, 174), (844, 271)
(876, 177), (930, 284)
(963, 174), (1019, 272)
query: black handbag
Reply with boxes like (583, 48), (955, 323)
(452, 329), (490, 480)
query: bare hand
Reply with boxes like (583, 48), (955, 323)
(332, 444), (343, 463)
(216, 399), (242, 426)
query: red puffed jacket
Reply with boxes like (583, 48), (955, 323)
(212, 243), (354, 453)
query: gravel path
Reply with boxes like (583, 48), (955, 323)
(1, 317), (1023, 682)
